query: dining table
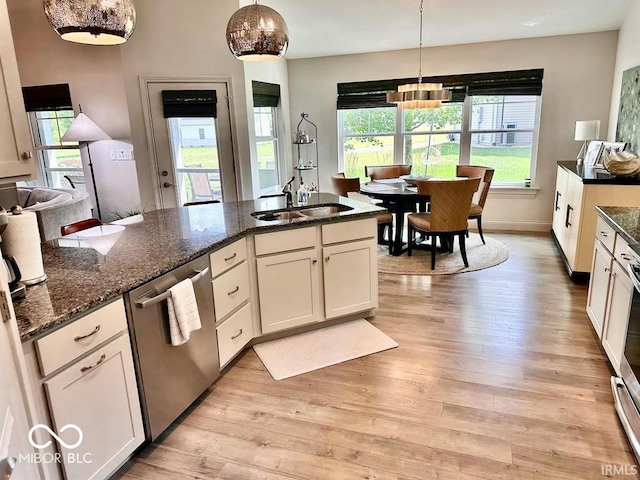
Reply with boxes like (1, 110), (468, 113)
(360, 178), (427, 256)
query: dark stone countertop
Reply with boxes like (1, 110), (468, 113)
(14, 194), (382, 342)
(596, 206), (640, 246)
(558, 161), (640, 185)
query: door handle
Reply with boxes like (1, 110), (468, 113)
(163, 182), (175, 188)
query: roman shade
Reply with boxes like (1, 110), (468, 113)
(161, 90), (217, 118)
(22, 84), (72, 112)
(337, 68), (544, 110)
(252, 81), (281, 108)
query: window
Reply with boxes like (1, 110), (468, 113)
(338, 95), (540, 185)
(29, 110), (83, 189)
(254, 106), (280, 193)
(337, 69), (543, 185)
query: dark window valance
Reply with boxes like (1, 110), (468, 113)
(22, 84), (72, 112)
(162, 90), (217, 118)
(252, 81), (281, 108)
(337, 68), (544, 110)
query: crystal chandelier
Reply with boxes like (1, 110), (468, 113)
(43, 0), (136, 46)
(386, 0), (451, 109)
(226, 1), (289, 61)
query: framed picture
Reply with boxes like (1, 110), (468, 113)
(584, 140), (604, 166)
(596, 141), (628, 165)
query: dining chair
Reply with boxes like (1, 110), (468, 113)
(183, 199), (221, 206)
(365, 164), (412, 180)
(407, 177), (481, 270)
(331, 173), (393, 253)
(187, 165), (215, 202)
(60, 218), (103, 236)
(456, 165), (494, 244)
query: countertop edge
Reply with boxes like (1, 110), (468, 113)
(595, 206), (639, 247)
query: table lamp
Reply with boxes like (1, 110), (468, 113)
(61, 106), (111, 220)
(574, 120), (600, 164)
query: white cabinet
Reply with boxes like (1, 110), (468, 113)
(587, 240), (613, 338)
(257, 248), (321, 334)
(45, 333), (144, 480)
(587, 214), (635, 375)
(0, 0), (35, 181)
(323, 238), (377, 320)
(216, 303), (253, 367)
(602, 260), (634, 373)
(552, 164), (640, 278)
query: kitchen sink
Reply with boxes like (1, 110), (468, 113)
(298, 205), (353, 217)
(251, 209), (306, 221)
(251, 203), (353, 221)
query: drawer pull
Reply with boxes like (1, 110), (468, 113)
(224, 253), (237, 262)
(600, 231), (609, 237)
(621, 253), (633, 261)
(231, 329), (243, 340)
(227, 286), (240, 296)
(80, 354), (106, 373)
(74, 325), (101, 342)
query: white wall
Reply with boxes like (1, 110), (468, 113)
(608, 2), (640, 142)
(244, 60), (293, 198)
(7, 0), (141, 221)
(288, 32), (618, 231)
(118, 0), (253, 208)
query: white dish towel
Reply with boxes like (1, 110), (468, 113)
(167, 279), (202, 346)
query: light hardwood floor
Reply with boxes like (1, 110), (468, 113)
(116, 232), (639, 480)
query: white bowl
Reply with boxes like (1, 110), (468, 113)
(76, 225), (125, 255)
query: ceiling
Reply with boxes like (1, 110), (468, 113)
(241, 0), (636, 59)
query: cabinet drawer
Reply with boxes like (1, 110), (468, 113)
(217, 303), (253, 367)
(255, 226), (316, 256)
(596, 216), (616, 254)
(212, 261), (250, 322)
(614, 234), (634, 272)
(210, 237), (247, 278)
(322, 218), (377, 245)
(35, 298), (127, 377)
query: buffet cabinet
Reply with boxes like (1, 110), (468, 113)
(552, 165), (640, 281)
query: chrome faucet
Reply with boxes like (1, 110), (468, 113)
(282, 176), (295, 208)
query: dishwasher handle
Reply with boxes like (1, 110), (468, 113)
(135, 267), (209, 309)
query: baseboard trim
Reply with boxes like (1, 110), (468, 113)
(471, 220), (552, 232)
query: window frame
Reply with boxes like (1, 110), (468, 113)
(28, 110), (83, 188)
(337, 94), (542, 187)
(253, 105), (282, 195)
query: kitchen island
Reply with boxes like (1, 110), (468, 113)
(14, 193), (382, 341)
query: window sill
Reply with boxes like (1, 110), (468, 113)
(488, 186), (540, 199)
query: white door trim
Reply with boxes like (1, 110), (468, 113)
(139, 76), (242, 209)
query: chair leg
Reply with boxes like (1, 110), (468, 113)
(459, 232), (469, 268)
(407, 224), (414, 256)
(377, 224), (385, 245)
(477, 216), (485, 244)
(387, 223), (392, 255)
(430, 234), (437, 270)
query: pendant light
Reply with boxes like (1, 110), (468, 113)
(43, 0), (137, 46)
(387, 0), (451, 109)
(226, 1), (289, 62)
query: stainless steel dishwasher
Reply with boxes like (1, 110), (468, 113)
(125, 255), (219, 441)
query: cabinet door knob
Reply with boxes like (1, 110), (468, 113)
(312, 258), (318, 264)
(21, 151), (32, 160)
(325, 256), (330, 262)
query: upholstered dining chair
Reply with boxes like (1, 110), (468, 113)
(456, 165), (495, 244)
(407, 177), (481, 270)
(60, 218), (103, 236)
(365, 164), (412, 180)
(331, 173), (393, 253)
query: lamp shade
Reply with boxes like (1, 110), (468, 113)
(61, 113), (111, 142)
(574, 120), (601, 141)
(226, 2), (289, 61)
(43, 0), (136, 46)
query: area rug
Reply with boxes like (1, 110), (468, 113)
(253, 319), (398, 380)
(378, 233), (509, 275)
